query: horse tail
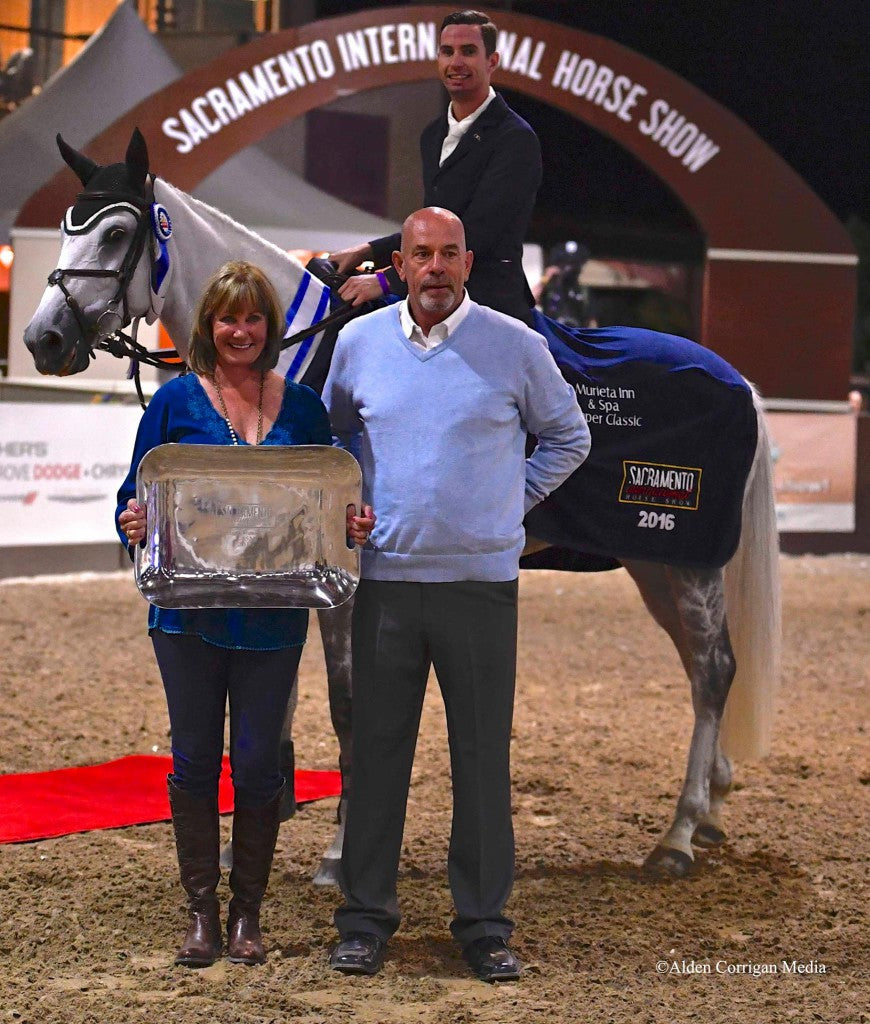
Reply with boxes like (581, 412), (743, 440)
(720, 386), (781, 761)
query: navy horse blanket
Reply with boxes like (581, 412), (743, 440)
(303, 288), (757, 573)
(521, 312), (757, 571)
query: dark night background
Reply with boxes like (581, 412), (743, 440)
(317, 0), (869, 259)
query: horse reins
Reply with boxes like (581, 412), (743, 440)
(97, 294), (362, 409)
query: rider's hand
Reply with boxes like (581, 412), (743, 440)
(119, 497), (147, 545)
(338, 274), (385, 307)
(346, 503), (376, 547)
(329, 242), (374, 276)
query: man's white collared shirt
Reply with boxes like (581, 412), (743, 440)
(399, 291), (472, 351)
(439, 87), (496, 165)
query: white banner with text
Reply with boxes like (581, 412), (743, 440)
(0, 403), (141, 547)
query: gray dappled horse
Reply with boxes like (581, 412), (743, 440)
(25, 130), (780, 880)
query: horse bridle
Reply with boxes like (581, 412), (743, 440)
(48, 181), (369, 407)
(49, 183), (164, 366)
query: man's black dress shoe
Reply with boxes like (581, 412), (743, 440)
(329, 932), (386, 975)
(462, 935), (521, 982)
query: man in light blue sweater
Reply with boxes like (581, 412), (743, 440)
(324, 207), (590, 982)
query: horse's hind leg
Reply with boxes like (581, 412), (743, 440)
(693, 745), (732, 848)
(311, 599), (354, 886)
(622, 561), (735, 878)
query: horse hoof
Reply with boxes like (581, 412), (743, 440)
(693, 823), (726, 848)
(219, 841), (233, 870)
(312, 856), (341, 887)
(643, 845), (693, 879)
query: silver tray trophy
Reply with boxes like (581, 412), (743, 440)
(135, 444), (361, 609)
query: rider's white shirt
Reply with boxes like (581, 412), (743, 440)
(440, 87), (497, 164)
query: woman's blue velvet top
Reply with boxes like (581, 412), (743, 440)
(116, 372), (332, 650)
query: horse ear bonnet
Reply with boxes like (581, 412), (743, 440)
(59, 128), (151, 230)
(125, 128), (149, 194)
(57, 133), (97, 187)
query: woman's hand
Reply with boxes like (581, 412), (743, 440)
(119, 497), (146, 545)
(346, 503), (376, 547)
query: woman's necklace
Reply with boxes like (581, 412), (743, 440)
(212, 371), (264, 445)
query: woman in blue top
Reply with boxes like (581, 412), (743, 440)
(117, 261), (373, 969)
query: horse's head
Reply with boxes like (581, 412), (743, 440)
(23, 128), (165, 375)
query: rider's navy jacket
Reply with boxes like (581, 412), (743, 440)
(369, 93), (542, 325)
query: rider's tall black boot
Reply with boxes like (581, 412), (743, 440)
(167, 778), (222, 967)
(226, 785), (283, 965)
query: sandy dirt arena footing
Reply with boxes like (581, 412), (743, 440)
(0, 555), (867, 1023)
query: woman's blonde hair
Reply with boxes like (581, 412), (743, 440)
(187, 261), (285, 375)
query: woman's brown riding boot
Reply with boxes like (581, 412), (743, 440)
(226, 785), (283, 965)
(167, 778), (223, 967)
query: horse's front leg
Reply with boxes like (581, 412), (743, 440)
(220, 673), (299, 870)
(278, 673), (300, 820)
(643, 565), (736, 877)
(311, 598), (354, 886)
(238, 603), (352, 883)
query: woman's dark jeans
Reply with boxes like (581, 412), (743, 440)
(151, 631), (302, 809)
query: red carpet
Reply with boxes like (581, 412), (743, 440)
(0, 756), (341, 844)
